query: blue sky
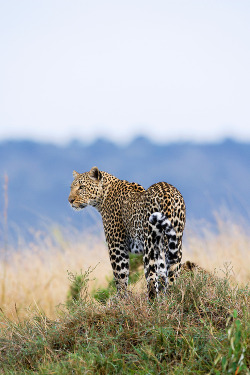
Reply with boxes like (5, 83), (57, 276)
(0, 0), (250, 144)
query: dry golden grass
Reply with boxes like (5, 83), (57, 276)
(0, 228), (112, 320)
(184, 215), (250, 284)
(0, 216), (249, 321)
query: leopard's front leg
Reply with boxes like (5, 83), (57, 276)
(107, 241), (130, 295)
(103, 218), (130, 295)
(109, 246), (129, 295)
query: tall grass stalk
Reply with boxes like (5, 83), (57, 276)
(1, 174), (9, 306)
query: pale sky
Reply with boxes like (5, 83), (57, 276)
(0, 0), (250, 144)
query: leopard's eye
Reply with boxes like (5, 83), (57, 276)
(79, 186), (84, 190)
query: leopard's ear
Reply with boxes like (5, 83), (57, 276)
(73, 170), (79, 179)
(89, 166), (102, 181)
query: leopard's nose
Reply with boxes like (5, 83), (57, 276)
(68, 196), (74, 204)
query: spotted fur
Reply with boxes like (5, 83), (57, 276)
(68, 167), (186, 299)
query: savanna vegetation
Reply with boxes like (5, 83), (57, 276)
(0, 216), (249, 374)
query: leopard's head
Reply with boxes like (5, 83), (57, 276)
(68, 166), (103, 211)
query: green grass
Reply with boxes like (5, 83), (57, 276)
(92, 253), (143, 303)
(0, 265), (249, 374)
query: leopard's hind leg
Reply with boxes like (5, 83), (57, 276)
(143, 214), (168, 299)
(149, 212), (182, 288)
(143, 223), (162, 299)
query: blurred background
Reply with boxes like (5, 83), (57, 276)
(0, 0), (250, 243)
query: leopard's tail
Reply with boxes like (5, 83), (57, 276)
(149, 212), (178, 251)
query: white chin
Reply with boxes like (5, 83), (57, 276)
(73, 204), (87, 210)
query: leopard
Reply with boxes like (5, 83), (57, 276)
(68, 166), (186, 299)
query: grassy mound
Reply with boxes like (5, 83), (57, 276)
(0, 266), (249, 374)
